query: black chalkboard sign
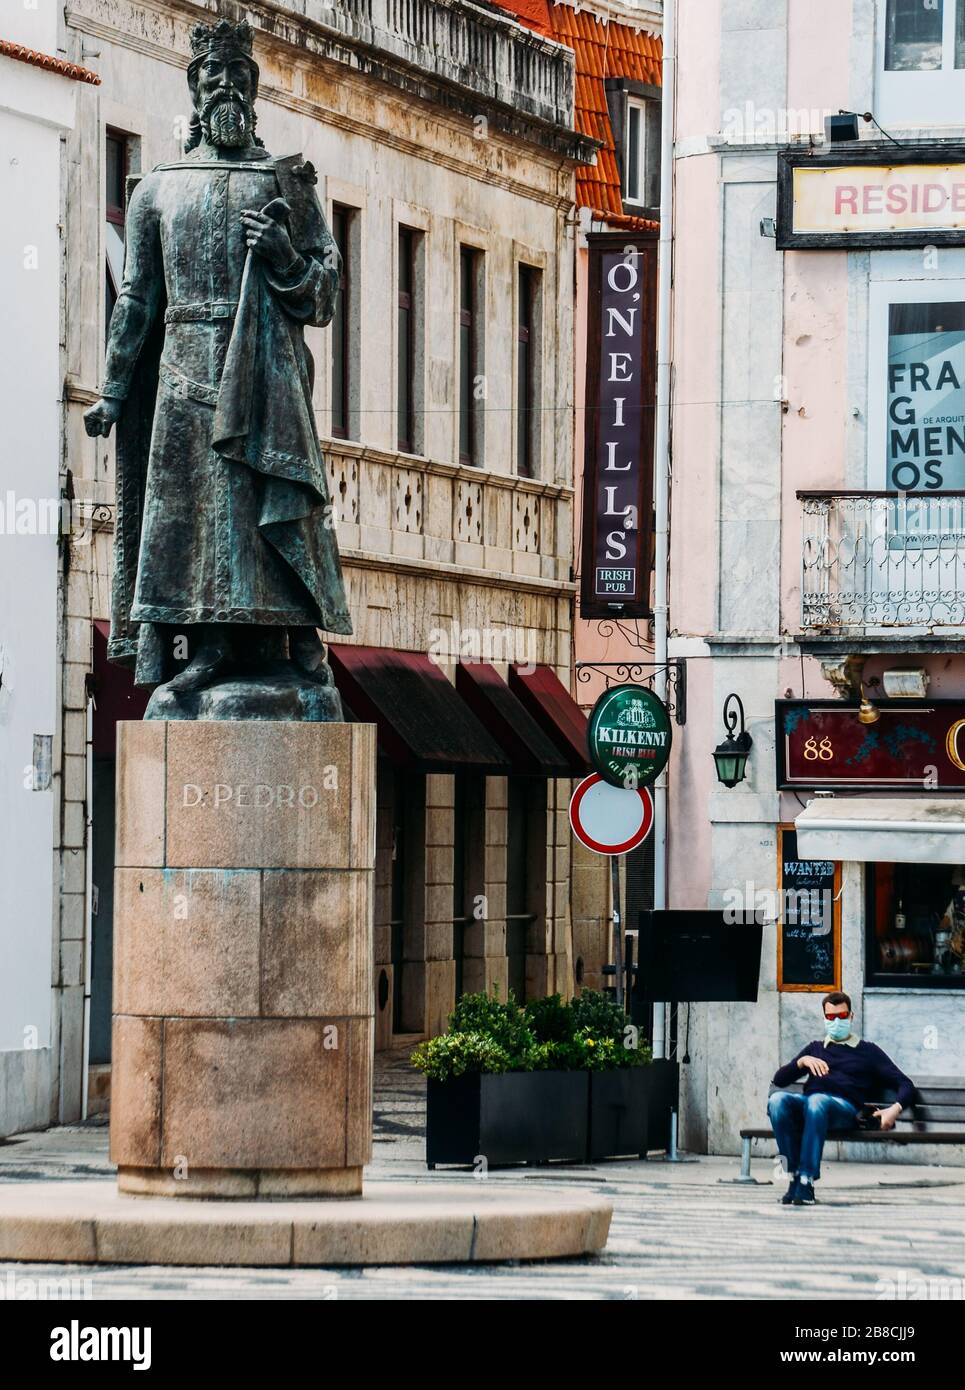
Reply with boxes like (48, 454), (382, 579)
(777, 826), (840, 991)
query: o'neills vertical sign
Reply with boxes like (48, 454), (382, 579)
(580, 235), (656, 619)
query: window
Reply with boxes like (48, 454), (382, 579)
(459, 246), (484, 465)
(397, 226), (422, 455)
(505, 779), (546, 1005)
(105, 131), (129, 339)
(626, 99), (648, 204)
(506, 780), (530, 1002)
(452, 772), (485, 1001)
(389, 770), (407, 1032)
(867, 861), (965, 988)
(330, 204), (358, 440)
(106, 132), (127, 223)
(375, 763), (427, 1033)
(862, 276), (965, 623)
(516, 264), (541, 478)
(885, 0), (944, 70)
(886, 299), (965, 491)
(453, 774), (467, 1001)
(606, 81), (661, 212)
(868, 278), (965, 491)
(878, 0), (965, 125)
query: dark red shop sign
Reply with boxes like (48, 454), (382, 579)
(579, 235), (656, 620)
(776, 699), (965, 790)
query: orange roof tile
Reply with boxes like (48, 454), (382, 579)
(492, 0), (555, 38)
(492, 1), (661, 228)
(0, 38), (100, 84)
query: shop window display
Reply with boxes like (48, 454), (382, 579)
(868, 862), (965, 986)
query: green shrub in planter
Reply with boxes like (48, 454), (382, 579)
(409, 1031), (514, 1081)
(447, 991), (534, 1064)
(523, 993), (574, 1043)
(410, 989), (651, 1080)
(414, 990), (667, 1167)
(570, 990), (627, 1043)
(524, 1039), (575, 1071)
(574, 1029), (651, 1070)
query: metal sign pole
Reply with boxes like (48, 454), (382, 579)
(611, 854), (623, 1007)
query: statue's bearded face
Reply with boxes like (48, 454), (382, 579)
(195, 55), (256, 148)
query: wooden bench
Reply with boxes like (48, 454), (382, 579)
(736, 1076), (965, 1182)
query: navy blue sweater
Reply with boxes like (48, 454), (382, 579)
(772, 1039), (916, 1111)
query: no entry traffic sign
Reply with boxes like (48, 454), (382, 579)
(568, 773), (654, 856)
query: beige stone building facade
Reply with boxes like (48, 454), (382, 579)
(10, 0), (598, 1132)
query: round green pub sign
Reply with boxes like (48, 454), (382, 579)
(587, 684), (673, 789)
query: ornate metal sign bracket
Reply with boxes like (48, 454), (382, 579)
(575, 659), (687, 725)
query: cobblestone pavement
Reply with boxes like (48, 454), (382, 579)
(2, 1049), (965, 1300)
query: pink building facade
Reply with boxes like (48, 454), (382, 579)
(669, 0), (965, 1158)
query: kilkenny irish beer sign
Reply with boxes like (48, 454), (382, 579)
(588, 684), (672, 789)
(777, 699), (965, 790)
(580, 235), (656, 619)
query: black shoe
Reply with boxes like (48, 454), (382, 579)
(781, 1178), (800, 1205)
(793, 1181), (817, 1206)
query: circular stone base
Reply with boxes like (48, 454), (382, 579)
(0, 1181), (611, 1267)
(117, 1166), (364, 1199)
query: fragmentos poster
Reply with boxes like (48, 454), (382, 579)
(888, 300), (965, 491)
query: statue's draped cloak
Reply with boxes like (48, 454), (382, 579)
(107, 151), (352, 685)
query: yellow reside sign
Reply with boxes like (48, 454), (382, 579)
(792, 163), (965, 235)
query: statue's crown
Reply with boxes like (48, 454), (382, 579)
(189, 17), (255, 61)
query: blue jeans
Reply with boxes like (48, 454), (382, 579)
(767, 1091), (858, 1182)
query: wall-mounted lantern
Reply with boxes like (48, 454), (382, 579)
(712, 693), (753, 788)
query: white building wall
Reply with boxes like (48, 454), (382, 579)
(0, 32), (78, 1133)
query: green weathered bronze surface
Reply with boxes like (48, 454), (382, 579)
(84, 18), (350, 720)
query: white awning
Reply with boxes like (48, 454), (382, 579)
(795, 797), (965, 865)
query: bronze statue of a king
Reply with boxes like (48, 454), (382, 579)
(84, 17), (351, 721)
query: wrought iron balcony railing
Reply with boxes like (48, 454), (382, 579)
(799, 490), (965, 633)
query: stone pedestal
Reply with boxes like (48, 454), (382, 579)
(111, 720), (375, 1198)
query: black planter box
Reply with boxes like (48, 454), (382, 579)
(644, 1059), (680, 1153)
(426, 1071), (589, 1168)
(587, 1059), (679, 1160)
(588, 1069), (648, 1160)
(425, 1062), (680, 1168)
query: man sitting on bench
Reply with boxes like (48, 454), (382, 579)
(768, 990), (915, 1208)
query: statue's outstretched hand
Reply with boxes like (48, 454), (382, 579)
(84, 397), (124, 438)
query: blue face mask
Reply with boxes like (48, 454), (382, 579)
(826, 1017), (851, 1042)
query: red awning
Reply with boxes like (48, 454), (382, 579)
(507, 664), (591, 776)
(455, 661), (573, 776)
(328, 644), (511, 774)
